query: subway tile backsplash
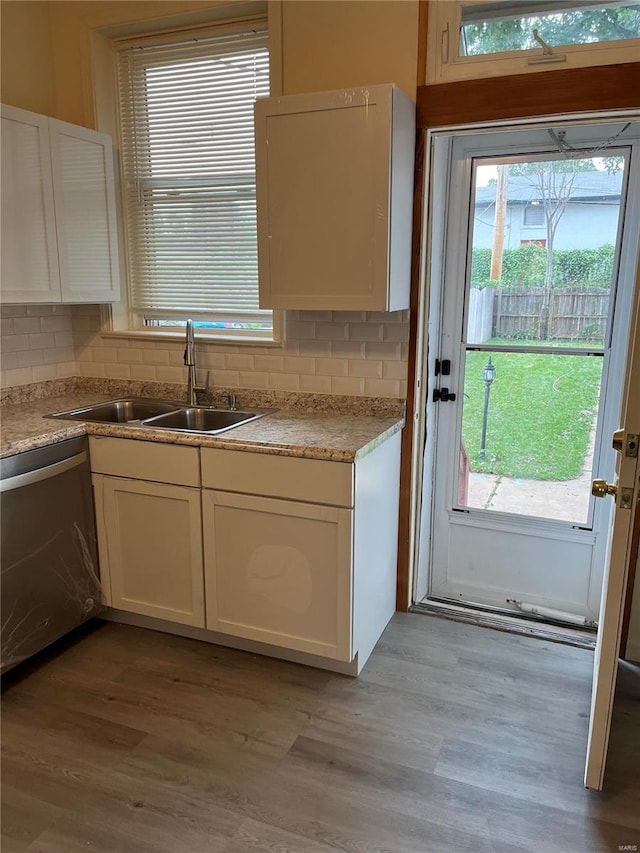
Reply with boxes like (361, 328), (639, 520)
(1, 305), (409, 399)
(0, 305), (76, 387)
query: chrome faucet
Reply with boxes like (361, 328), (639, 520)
(184, 320), (209, 406)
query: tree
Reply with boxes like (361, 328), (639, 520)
(461, 7), (640, 56)
(507, 159), (617, 338)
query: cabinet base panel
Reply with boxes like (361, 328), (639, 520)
(99, 607), (382, 676)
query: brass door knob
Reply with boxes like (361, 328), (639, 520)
(592, 479), (618, 499)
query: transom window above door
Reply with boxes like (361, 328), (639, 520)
(426, 0), (640, 83)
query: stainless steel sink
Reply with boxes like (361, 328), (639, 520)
(49, 399), (181, 424)
(142, 407), (265, 434)
(48, 399), (270, 434)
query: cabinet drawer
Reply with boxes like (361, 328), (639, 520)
(201, 448), (353, 507)
(89, 436), (199, 486)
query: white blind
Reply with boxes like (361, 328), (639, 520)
(117, 26), (269, 319)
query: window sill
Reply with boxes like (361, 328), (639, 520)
(100, 329), (284, 347)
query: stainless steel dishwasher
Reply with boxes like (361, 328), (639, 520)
(1, 436), (101, 674)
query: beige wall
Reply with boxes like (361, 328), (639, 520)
(280, 1), (418, 98)
(0, 1), (55, 115)
(2, 1), (419, 126)
(0, 0), (418, 398)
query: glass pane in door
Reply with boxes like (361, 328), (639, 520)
(457, 349), (602, 524)
(456, 152), (626, 524)
(467, 157), (623, 347)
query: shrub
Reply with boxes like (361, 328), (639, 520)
(470, 244), (615, 288)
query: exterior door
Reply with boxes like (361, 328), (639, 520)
(585, 270), (640, 788)
(424, 120), (640, 623)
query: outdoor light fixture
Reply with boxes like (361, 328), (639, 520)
(480, 356), (495, 458)
(483, 358), (496, 385)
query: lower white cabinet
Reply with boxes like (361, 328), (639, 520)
(93, 475), (204, 627)
(200, 433), (401, 672)
(89, 431), (401, 673)
(203, 491), (353, 660)
(90, 437), (204, 628)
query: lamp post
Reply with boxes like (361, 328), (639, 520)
(479, 356), (496, 458)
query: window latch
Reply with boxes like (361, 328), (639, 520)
(433, 387), (456, 403)
(528, 29), (566, 65)
(441, 24), (450, 64)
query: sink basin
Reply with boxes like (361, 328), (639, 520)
(142, 407), (265, 434)
(49, 399), (181, 424)
(48, 399), (270, 435)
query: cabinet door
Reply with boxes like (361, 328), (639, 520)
(49, 119), (120, 303)
(0, 106), (61, 303)
(255, 84), (414, 311)
(203, 491), (353, 661)
(95, 475), (204, 627)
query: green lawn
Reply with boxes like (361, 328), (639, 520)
(461, 350), (602, 480)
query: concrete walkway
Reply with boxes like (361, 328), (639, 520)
(466, 429), (596, 523)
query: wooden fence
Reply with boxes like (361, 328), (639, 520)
(486, 287), (609, 342)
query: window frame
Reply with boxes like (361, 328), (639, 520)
(426, 0), (640, 85)
(523, 202), (545, 227)
(97, 16), (283, 345)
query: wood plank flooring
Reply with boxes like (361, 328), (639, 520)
(1, 613), (639, 853)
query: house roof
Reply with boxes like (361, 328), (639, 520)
(475, 169), (623, 205)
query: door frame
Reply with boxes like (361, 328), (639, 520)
(397, 62), (640, 614)
(420, 123), (639, 620)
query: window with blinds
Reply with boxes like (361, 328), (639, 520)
(117, 25), (272, 338)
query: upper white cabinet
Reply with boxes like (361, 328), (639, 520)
(255, 84), (415, 312)
(1, 109), (60, 303)
(1, 105), (120, 304)
(49, 119), (120, 303)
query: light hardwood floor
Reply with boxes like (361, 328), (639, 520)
(1, 613), (639, 852)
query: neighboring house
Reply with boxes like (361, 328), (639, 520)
(473, 170), (623, 250)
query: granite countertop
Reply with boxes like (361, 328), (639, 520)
(0, 389), (405, 463)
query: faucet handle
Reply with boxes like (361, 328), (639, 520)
(195, 370), (211, 399)
(227, 393), (237, 411)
